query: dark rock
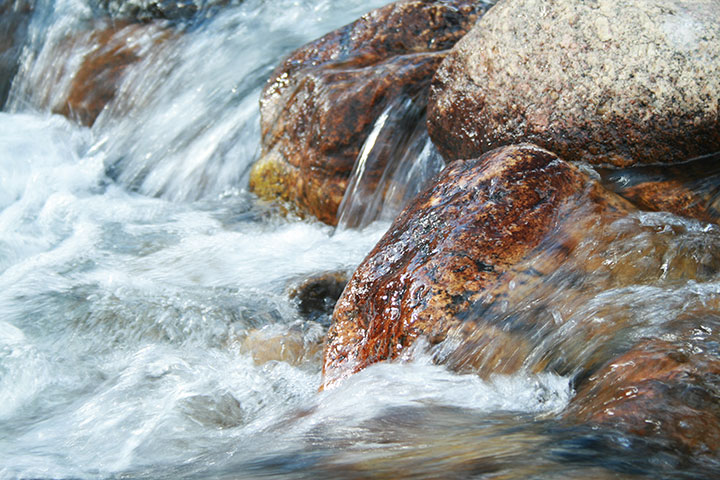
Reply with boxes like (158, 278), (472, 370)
(428, 0), (720, 167)
(568, 324), (720, 455)
(321, 144), (632, 388)
(0, 0), (34, 108)
(249, 0), (490, 225)
(287, 271), (348, 326)
(97, 0), (223, 23)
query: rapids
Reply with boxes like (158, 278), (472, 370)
(0, 1), (718, 479)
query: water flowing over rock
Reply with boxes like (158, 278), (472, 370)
(568, 331), (720, 456)
(335, 96), (446, 230)
(249, 0), (491, 226)
(428, 0), (720, 167)
(0, 0), (34, 108)
(598, 152), (720, 225)
(8, 19), (172, 127)
(98, 0), (201, 21)
(62, 22), (172, 126)
(322, 144), (633, 388)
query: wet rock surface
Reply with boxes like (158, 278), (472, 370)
(250, 0), (490, 225)
(428, 0), (720, 167)
(568, 326), (720, 456)
(287, 271), (349, 326)
(322, 144), (632, 388)
(598, 153), (720, 225)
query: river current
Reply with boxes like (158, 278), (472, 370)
(1, 1), (719, 479)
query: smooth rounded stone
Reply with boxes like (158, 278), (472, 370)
(250, 0), (489, 225)
(428, 0), (720, 167)
(568, 324), (720, 456)
(57, 21), (171, 126)
(321, 144), (632, 388)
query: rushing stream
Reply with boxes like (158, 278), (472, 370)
(1, 1), (719, 479)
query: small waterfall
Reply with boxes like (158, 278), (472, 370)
(336, 95), (446, 230)
(2, 1), (720, 479)
(6, 0), (393, 203)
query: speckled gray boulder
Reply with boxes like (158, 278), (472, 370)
(428, 0), (720, 167)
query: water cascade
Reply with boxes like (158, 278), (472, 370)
(0, 1), (719, 479)
(336, 96), (445, 230)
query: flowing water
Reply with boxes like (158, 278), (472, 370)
(1, 1), (719, 479)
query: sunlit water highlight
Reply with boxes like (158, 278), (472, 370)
(0, 1), (719, 479)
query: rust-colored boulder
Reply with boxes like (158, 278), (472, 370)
(428, 0), (720, 167)
(322, 144), (632, 388)
(568, 330), (720, 455)
(598, 154), (720, 225)
(249, 0), (489, 225)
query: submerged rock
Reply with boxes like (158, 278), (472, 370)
(322, 144), (632, 388)
(250, 0), (489, 225)
(287, 271), (348, 326)
(239, 323), (324, 367)
(568, 327), (720, 456)
(56, 22), (171, 126)
(9, 18), (172, 126)
(428, 0), (720, 167)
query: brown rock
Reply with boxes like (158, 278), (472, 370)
(240, 325), (324, 367)
(568, 329), (720, 455)
(428, 0), (720, 167)
(322, 144), (632, 388)
(598, 153), (720, 224)
(250, 0), (489, 225)
(56, 22), (171, 126)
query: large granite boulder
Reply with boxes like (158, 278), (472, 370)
(249, 0), (490, 226)
(321, 144), (632, 388)
(428, 0), (720, 167)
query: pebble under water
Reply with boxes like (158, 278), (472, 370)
(1, 1), (719, 479)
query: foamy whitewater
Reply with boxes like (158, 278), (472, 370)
(0, 1), (718, 479)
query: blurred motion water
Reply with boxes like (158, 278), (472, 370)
(1, 1), (719, 479)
